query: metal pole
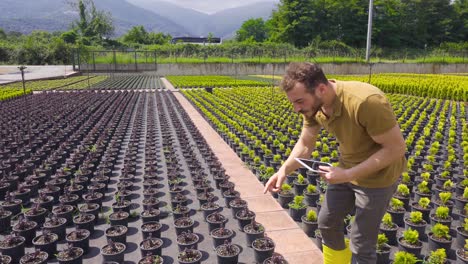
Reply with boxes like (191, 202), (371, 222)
(18, 66), (27, 95)
(365, 0), (374, 63)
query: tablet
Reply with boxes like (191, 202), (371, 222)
(294, 158), (332, 173)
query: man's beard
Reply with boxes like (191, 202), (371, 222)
(301, 98), (323, 118)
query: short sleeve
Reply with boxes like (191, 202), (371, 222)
(358, 94), (397, 136)
(302, 114), (319, 127)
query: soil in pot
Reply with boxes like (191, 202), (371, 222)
(105, 225), (128, 244)
(0, 235), (26, 263)
(101, 240), (126, 263)
(252, 237), (275, 263)
(66, 229), (90, 254)
(177, 248), (202, 264)
(32, 232), (58, 260)
(140, 237), (163, 257)
(19, 251), (48, 264)
(210, 226), (234, 249)
(177, 231), (200, 251)
(56, 246), (84, 264)
(142, 221), (162, 239)
(138, 255), (164, 264)
(215, 241), (240, 264)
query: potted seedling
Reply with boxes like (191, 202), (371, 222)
(414, 180), (432, 201)
(210, 225), (234, 249)
(456, 239), (468, 263)
(66, 229), (90, 254)
(0, 192), (21, 216)
(138, 255), (163, 264)
(176, 231), (199, 251)
(430, 206), (452, 226)
(24, 203), (47, 227)
(140, 235), (164, 256)
(215, 240), (241, 264)
(379, 213), (398, 245)
(376, 233), (391, 264)
(0, 234), (25, 263)
(201, 199), (221, 219)
(458, 218), (468, 248)
(105, 225), (128, 244)
(56, 244), (84, 264)
(101, 239), (126, 263)
(52, 203), (74, 226)
(229, 197), (247, 219)
(392, 251), (419, 264)
(177, 248), (202, 264)
(236, 208), (255, 231)
(277, 183), (294, 209)
(301, 210), (318, 237)
(243, 217), (265, 247)
(173, 204), (190, 220)
(78, 203), (100, 224)
(411, 197), (432, 223)
(252, 237), (275, 264)
(12, 216), (38, 247)
(19, 250), (48, 264)
(397, 228), (423, 258)
(393, 184), (411, 211)
(387, 198), (406, 227)
(32, 229), (58, 260)
(433, 192), (454, 212)
(293, 174), (308, 195)
(174, 216), (194, 236)
(424, 248), (448, 264)
(404, 211), (427, 240)
(263, 253), (288, 264)
(303, 184), (319, 207)
(141, 221), (162, 239)
(428, 223), (452, 254)
(288, 195), (307, 221)
(73, 213), (95, 232)
(109, 210), (129, 227)
(140, 208), (161, 223)
(456, 187), (468, 212)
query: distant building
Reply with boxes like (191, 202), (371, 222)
(171, 36), (222, 45)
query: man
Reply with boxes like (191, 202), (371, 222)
(264, 62), (406, 264)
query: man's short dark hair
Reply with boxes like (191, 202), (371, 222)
(280, 62), (328, 93)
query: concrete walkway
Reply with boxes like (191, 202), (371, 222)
(161, 78), (324, 264)
(0, 65), (77, 84)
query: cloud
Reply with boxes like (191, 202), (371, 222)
(163, 0), (278, 14)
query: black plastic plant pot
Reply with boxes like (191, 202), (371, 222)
(0, 235), (26, 263)
(101, 242), (126, 263)
(53, 204), (75, 226)
(19, 251), (48, 264)
(0, 255), (11, 264)
(177, 248), (202, 264)
(140, 237), (163, 257)
(66, 229), (90, 254)
(73, 213), (96, 232)
(215, 243), (240, 264)
(396, 237), (422, 259)
(1, 199), (22, 216)
(201, 203), (221, 219)
(174, 217), (195, 236)
(229, 198), (247, 219)
(210, 227), (234, 249)
(109, 211), (129, 227)
(105, 225), (128, 244)
(142, 221), (162, 239)
(56, 247), (84, 264)
(244, 223), (265, 248)
(263, 253), (289, 264)
(78, 203), (100, 224)
(301, 216), (318, 237)
(427, 233), (452, 256)
(43, 216), (67, 241)
(32, 233), (58, 260)
(24, 207), (48, 227)
(456, 248), (468, 264)
(206, 212), (228, 232)
(277, 193), (294, 209)
(141, 209), (161, 223)
(289, 207), (306, 222)
(138, 255), (164, 264)
(252, 237), (275, 264)
(236, 210), (255, 231)
(177, 232), (200, 251)
(376, 245), (391, 264)
(0, 210), (12, 233)
(173, 206), (191, 220)
(32, 196), (54, 212)
(12, 220), (38, 247)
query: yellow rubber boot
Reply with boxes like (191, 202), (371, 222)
(323, 239), (351, 264)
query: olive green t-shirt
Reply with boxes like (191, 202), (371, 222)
(303, 80), (406, 188)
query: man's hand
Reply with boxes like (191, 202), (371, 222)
(318, 166), (354, 184)
(263, 172), (285, 194)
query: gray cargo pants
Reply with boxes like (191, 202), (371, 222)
(317, 181), (398, 264)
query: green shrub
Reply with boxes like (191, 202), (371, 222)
(402, 228), (419, 245)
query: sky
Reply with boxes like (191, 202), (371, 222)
(162, 0), (279, 14)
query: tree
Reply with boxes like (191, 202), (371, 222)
(148, 32), (172, 45)
(0, 28), (6, 40)
(70, 0), (114, 44)
(122, 25), (149, 44)
(236, 18), (268, 42)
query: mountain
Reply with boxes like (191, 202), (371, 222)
(0, 0), (189, 36)
(127, 0), (278, 39)
(0, 0), (277, 39)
